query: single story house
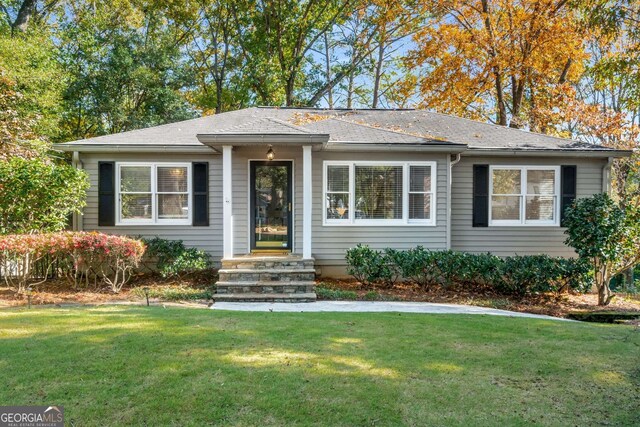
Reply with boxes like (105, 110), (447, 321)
(57, 107), (631, 301)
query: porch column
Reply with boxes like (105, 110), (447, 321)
(222, 145), (233, 258)
(302, 145), (312, 259)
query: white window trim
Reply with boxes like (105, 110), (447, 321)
(489, 165), (560, 227)
(116, 162), (192, 226)
(323, 161), (437, 226)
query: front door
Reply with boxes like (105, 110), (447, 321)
(250, 161), (293, 252)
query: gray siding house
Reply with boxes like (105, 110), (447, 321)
(58, 107), (630, 301)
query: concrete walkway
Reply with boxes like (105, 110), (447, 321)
(210, 300), (569, 321)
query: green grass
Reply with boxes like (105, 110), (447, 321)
(1, 307), (639, 426)
(131, 285), (214, 301)
(315, 285), (357, 300)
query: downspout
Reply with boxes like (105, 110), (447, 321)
(72, 151), (84, 231)
(446, 153), (462, 249)
(602, 157), (613, 194)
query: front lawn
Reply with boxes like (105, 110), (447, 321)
(1, 307), (638, 426)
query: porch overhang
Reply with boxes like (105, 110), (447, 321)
(197, 133), (329, 152)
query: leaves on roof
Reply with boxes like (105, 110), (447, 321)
(344, 118), (450, 142)
(290, 112), (333, 126)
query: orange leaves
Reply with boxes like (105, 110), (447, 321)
(408, 0), (589, 128)
(290, 112), (332, 125)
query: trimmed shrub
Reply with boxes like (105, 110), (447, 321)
(0, 232), (145, 293)
(142, 237), (213, 278)
(391, 246), (440, 289)
(345, 244), (393, 287)
(345, 245), (591, 296)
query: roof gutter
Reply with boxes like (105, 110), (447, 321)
(55, 144), (215, 154)
(465, 148), (633, 158)
(323, 142), (467, 153)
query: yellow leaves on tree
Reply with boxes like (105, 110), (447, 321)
(406, 0), (588, 131)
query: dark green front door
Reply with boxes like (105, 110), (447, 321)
(250, 161), (293, 251)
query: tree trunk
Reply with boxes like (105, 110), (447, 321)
(346, 70), (354, 109)
(481, 0), (507, 126)
(11, 0), (38, 34)
(494, 71), (507, 126)
(597, 281), (614, 305)
(372, 42), (384, 108)
(595, 260), (614, 306)
(509, 77), (525, 128)
(215, 80), (223, 114)
(285, 76), (295, 106)
(622, 268), (634, 292)
(324, 32), (333, 109)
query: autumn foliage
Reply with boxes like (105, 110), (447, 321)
(0, 232), (146, 293)
(405, 0), (587, 131)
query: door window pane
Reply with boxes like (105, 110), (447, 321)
(355, 166), (403, 220)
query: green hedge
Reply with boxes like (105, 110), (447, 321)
(345, 245), (591, 296)
(141, 237), (213, 278)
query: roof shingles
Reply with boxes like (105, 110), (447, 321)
(57, 106), (619, 152)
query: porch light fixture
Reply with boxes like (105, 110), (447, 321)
(266, 145), (275, 161)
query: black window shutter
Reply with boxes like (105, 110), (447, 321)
(472, 164), (489, 227)
(98, 162), (116, 226)
(560, 165), (577, 226)
(192, 162), (209, 226)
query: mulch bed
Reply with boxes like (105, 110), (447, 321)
(2, 275), (639, 319)
(317, 279), (640, 318)
(0, 272), (215, 308)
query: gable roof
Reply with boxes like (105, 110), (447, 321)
(56, 106), (630, 156)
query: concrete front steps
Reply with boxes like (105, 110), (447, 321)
(214, 256), (316, 302)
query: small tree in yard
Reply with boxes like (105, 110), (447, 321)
(564, 193), (640, 305)
(0, 157), (89, 234)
